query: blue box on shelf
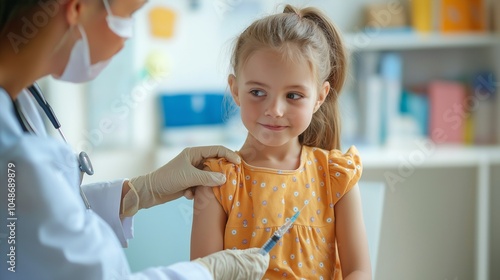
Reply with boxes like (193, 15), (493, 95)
(401, 89), (429, 137)
(159, 93), (226, 127)
(158, 92), (231, 146)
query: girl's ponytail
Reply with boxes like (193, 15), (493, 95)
(293, 6), (348, 150)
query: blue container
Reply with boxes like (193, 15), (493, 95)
(159, 93), (226, 127)
(400, 89), (429, 136)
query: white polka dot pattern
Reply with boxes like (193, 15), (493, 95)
(204, 146), (362, 279)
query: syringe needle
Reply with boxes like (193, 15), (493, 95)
(293, 199), (309, 218)
(299, 200), (309, 212)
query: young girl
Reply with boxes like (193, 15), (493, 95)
(191, 5), (371, 280)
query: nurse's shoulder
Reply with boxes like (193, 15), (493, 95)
(0, 89), (79, 188)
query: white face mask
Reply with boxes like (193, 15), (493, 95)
(55, 25), (111, 83)
(103, 0), (135, 38)
(55, 0), (135, 83)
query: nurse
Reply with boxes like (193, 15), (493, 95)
(0, 0), (268, 279)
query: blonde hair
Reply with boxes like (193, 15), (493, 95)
(230, 5), (347, 150)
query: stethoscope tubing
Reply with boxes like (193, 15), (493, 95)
(25, 83), (93, 209)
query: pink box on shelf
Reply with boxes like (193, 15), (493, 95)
(428, 80), (467, 144)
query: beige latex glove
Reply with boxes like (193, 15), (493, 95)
(194, 248), (270, 280)
(121, 146), (240, 217)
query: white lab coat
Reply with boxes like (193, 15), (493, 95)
(0, 89), (212, 280)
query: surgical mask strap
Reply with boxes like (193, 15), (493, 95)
(103, 0), (134, 38)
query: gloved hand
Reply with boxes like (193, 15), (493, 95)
(121, 146), (240, 217)
(194, 248), (270, 280)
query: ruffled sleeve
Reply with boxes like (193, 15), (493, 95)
(329, 146), (363, 204)
(203, 158), (242, 214)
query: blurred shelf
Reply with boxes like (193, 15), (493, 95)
(359, 145), (500, 169)
(155, 142), (500, 169)
(344, 32), (500, 51)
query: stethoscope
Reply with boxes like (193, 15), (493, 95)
(14, 83), (94, 209)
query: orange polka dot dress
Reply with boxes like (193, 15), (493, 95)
(204, 145), (362, 280)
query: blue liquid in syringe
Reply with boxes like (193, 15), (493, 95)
(258, 211), (301, 255)
(260, 234), (281, 254)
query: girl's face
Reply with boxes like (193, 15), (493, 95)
(229, 48), (330, 148)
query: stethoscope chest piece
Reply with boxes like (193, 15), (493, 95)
(79, 152), (94, 176)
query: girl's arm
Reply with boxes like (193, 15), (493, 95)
(190, 185), (227, 260)
(335, 184), (372, 280)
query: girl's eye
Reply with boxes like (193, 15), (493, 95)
(287, 93), (302, 100)
(250, 90), (266, 97)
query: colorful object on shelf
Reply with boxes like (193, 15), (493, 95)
(411, 0), (433, 32)
(472, 71), (496, 144)
(464, 113), (474, 145)
(494, 0), (500, 33)
(364, 3), (408, 30)
(428, 80), (466, 144)
(379, 52), (403, 145)
(440, 0), (486, 32)
(159, 93), (225, 127)
(149, 6), (177, 39)
(400, 88), (429, 137)
(469, 0), (486, 31)
(159, 93), (227, 146)
(440, 0), (471, 32)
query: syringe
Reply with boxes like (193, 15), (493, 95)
(258, 202), (308, 255)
